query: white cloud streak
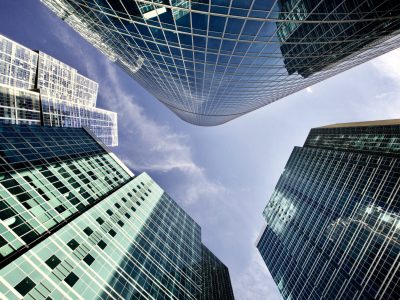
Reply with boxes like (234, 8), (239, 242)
(97, 60), (226, 204)
(372, 48), (400, 81)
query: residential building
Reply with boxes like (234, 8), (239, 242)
(41, 0), (400, 125)
(0, 123), (233, 299)
(257, 120), (400, 299)
(0, 34), (118, 146)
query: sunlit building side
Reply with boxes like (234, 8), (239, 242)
(0, 34), (118, 146)
(0, 123), (233, 299)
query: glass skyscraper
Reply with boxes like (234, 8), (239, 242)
(0, 123), (233, 299)
(41, 0), (400, 125)
(257, 120), (400, 300)
(0, 34), (118, 146)
(201, 244), (234, 300)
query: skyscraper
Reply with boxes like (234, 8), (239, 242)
(41, 0), (400, 126)
(257, 120), (400, 300)
(0, 34), (118, 146)
(0, 123), (233, 299)
(201, 244), (235, 300)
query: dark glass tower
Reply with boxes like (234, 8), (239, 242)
(277, 0), (400, 78)
(201, 244), (235, 300)
(257, 120), (400, 300)
(0, 123), (233, 299)
(41, 0), (400, 125)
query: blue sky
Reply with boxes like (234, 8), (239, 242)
(1, 1), (400, 299)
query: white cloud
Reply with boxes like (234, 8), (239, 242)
(374, 92), (391, 99)
(370, 48), (400, 118)
(96, 59), (226, 204)
(372, 48), (400, 81)
(306, 87), (313, 93)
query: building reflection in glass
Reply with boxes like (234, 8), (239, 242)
(257, 120), (400, 300)
(277, 0), (400, 78)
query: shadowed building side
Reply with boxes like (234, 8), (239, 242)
(277, 0), (400, 78)
(201, 244), (235, 300)
(257, 120), (400, 300)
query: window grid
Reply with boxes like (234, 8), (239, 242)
(257, 122), (400, 300)
(42, 0), (400, 125)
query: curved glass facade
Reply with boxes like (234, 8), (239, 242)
(42, 0), (400, 125)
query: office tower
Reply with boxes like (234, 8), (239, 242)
(0, 123), (233, 299)
(256, 120), (400, 300)
(0, 34), (118, 146)
(41, 0), (400, 126)
(201, 244), (234, 300)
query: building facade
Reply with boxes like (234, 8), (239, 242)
(0, 34), (118, 146)
(41, 0), (400, 125)
(201, 244), (234, 300)
(257, 120), (400, 300)
(0, 123), (233, 299)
